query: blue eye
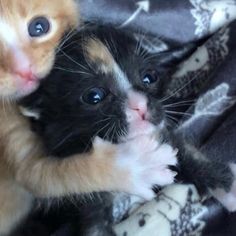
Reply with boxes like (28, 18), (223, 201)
(82, 88), (108, 105)
(142, 70), (159, 84)
(28, 17), (50, 37)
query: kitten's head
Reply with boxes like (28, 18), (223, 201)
(0, 0), (79, 99)
(21, 26), (195, 157)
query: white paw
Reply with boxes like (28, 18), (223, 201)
(116, 135), (178, 200)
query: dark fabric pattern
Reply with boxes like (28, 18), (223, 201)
(14, 0), (236, 235)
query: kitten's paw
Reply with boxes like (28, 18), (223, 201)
(116, 135), (178, 200)
(212, 163), (236, 212)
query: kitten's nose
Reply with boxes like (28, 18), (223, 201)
(15, 69), (35, 81)
(11, 47), (35, 81)
(127, 90), (148, 120)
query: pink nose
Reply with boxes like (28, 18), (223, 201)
(128, 91), (148, 120)
(15, 69), (35, 81)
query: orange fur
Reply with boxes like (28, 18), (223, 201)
(0, 103), (132, 235)
(0, 0), (79, 98)
(85, 38), (115, 72)
(0, 2), (139, 235)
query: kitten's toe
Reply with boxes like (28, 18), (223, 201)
(148, 168), (177, 186)
(152, 144), (178, 166)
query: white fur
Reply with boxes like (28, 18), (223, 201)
(0, 20), (17, 46)
(113, 63), (131, 91)
(115, 135), (178, 200)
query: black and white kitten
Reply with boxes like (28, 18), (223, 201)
(20, 25), (236, 235)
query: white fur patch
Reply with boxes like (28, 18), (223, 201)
(115, 135), (178, 200)
(0, 20), (17, 46)
(113, 63), (131, 91)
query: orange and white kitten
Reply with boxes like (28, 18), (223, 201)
(0, 1), (176, 235)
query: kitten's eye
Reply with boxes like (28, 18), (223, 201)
(82, 88), (108, 105)
(142, 70), (159, 85)
(28, 17), (50, 37)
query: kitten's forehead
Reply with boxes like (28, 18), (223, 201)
(0, 0), (78, 31)
(0, 0), (77, 16)
(84, 38), (131, 91)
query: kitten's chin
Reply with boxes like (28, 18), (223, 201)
(126, 120), (158, 140)
(15, 79), (40, 99)
(7, 75), (41, 100)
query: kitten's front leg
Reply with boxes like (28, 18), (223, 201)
(0, 180), (33, 236)
(14, 134), (177, 200)
(178, 143), (236, 211)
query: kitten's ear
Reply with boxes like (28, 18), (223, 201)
(134, 33), (198, 68)
(133, 33), (169, 54)
(155, 43), (198, 69)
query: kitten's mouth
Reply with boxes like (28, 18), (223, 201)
(126, 120), (158, 140)
(14, 73), (40, 97)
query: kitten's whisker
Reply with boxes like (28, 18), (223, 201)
(111, 122), (119, 142)
(57, 48), (88, 71)
(161, 72), (202, 103)
(51, 130), (74, 151)
(103, 122), (115, 141)
(93, 117), (111, 126)
(165, 114), (179, 127)
(83, 122), (112, 153)
(163, 99), (196, 108)
(54, 66), (92, 76)
(57, 29), (77, 52)
(92, 122), (111, 139)
(166, 110), (192, 116)
(164, 103), (194, 108)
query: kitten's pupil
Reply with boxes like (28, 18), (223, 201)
(142, 70), (159, 84)
(82, 88), (107, 105)
(28, 17), (50, 37)
(36, 24), (43, 33)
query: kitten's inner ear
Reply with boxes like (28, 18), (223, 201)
(158, 43), (198, 67)
(134, 32), (198, 68)
(134, 34), (169, 54)
(19, 106), (40, 120)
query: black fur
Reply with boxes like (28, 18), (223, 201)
(22, 25), (196, 157)
(20, 25), (234, 235)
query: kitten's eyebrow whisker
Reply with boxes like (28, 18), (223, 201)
(54, 66), (92, 76)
